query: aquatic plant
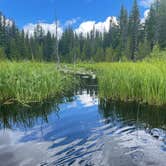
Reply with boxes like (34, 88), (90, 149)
(78, 61), (166, 105)
(0, 61), (75, 104)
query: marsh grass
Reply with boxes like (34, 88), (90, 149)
(0, 61), (74, 104)
(1, 61), (166, 106)
(77, 61), (166, 106)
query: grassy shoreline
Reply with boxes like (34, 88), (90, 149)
(1, 61), (166, 106)
(77, 61), (166, 106)
(0, 61), (75, 104)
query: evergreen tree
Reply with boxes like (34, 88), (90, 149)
(0, 0), (166, 63)
(44, 31), (54, 61)
(145, 5), (157, 49)
(59, 27), (74, 62)
(158, 0), (166, 48)
(119, 5), (128, 58)
(128, 0), (140, 60)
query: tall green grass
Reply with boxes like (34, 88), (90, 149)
(0, 61), (74, 104)
(1, 61), (166, 106)
(78, 61), (166, 106)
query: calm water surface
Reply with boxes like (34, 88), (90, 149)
(0, 77), (166, 166)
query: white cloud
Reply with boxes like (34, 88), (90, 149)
(144, 9), (150, 18)
(75, 16), (118, 35)
(139, 0), (155, 7)
(0, 16), (13, 26)
(23, 21), (63, 39)
(23, 16), (118, 38)
(65, 17), (80, 26)
(141, 9), (150, 23)
(5, 19), (13, 26)
(75, 20), (95, 34)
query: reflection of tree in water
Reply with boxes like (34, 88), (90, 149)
(99, 99), (166, 130)
(0, 95), (74, 129)
(76, 76), (98, 97)
(0, 76), (97, 130)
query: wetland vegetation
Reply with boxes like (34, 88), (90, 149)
(1, 59), (166, 106)
(0, 61), (75, 104)
(77, 60), (166, 106)
(0, 0), (166, 106)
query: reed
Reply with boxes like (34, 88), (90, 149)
(78, 61), (166, 105)
(1, 60), (166, 106)
(0, 61), (74, 104)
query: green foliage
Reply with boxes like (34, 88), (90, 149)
(0, 0), (166, 62)
(79, 61), (166, 105)
(119, 5), (128, 57)
(145, 5), (157, 49)
(105, 47), (117, 62)
(128, 0), (140, 60)
(138, 39), (151, 59)
(150, 44), (161, 58)
(0, 61), (74, 104)
(158, 0), (166, 48)
(0, 47), (6, 60)
(147, 44), (166, 60)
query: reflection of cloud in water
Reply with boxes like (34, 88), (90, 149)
(96, 130), (166, 166)
(62, 91), (98, 109)
(1, 90), (166, 165)
(78, 92), (98, 107)
(0, 129), (23, 146)
(0, 130), (52, 166)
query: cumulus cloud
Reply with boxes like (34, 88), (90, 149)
(23, 16), (118, 38)
(0, 16), (13, 26)
(65, 17), (80, 26)
(5, 19), (13, 26)
(23, 21), (63, 38)
(141, 9), (150, 23)
(144, 9), (150, 18)
(23, 10), (153, 38)
(139, 0), (155, 8)
(75, 20), (95, 34)
(75, 16), (118, 35)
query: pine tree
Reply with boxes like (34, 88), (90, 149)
(158, 0), (166, 48)
(0, 12), (3, 47)
(119, 5), (128, 58)
(145, 5), (157, 50)
(59, 27), (74, 62)
(44, 31), (54, 61)
(0, 14), (8, 52)
(128, 0), (140, 60)
(0, 0), (166, 63)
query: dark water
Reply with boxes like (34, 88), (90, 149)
(1, 77), (166, 166)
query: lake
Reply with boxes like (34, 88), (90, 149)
(0, 77), (166, 166)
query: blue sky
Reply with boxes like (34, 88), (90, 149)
(0, 0), (150, 29)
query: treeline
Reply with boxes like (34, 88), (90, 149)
(0, 0), (166, 62)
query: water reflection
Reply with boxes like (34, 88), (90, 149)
(99, 99), (166, 131)
(0, 77), (166, 166)
(0, 76), (97, 130)
(76, 76), (98, 96)
(0, 96), (74, 129)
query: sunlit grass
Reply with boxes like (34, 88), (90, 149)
(78, 61), (166, 105)
(1, 60), (166, 106)
(0, 61), (74, 104)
